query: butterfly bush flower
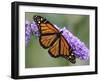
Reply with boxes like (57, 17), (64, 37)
(31, 21), (40, 37)
(25, 21), (40, 46)
(25, 21), (32, 46)
(25, 20), (89, 60)
(61, 27), (89, 60)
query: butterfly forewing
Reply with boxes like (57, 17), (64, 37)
(40, 23), (59, 34)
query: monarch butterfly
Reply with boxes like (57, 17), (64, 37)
(33, 15), (76, 64)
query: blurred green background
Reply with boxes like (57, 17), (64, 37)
(25, 12), (89, 68)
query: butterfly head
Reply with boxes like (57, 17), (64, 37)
(33, 15), (45, 24)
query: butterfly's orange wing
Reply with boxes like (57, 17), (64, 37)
(34, 15), (59, 34)
(40, 23), (58, 34)
(48, 38), (60, 57)
(48, 35), (71, 57)
(60, 35), (71, 56)
(60, 35), (76, 63)
(39, 34), (57, 48)
(34, 15), (59, 48)
(49, 35), (76, 63)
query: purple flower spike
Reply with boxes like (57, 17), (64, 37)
(61, 27), (89, 60)
(25, 21), (39, 46)
(31, 21), (40, 37)
(25, 20), (31, 46)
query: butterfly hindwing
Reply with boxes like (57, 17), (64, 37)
(48, 35), (76, 63)
(60, 35), (70, 56)
(48, 38), (60, 57)
(39, 34), (57, 48)
(60, 35), (76, 63)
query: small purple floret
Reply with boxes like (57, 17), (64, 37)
(31, 21), (40, 37)
(25, 21), (31, 46)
